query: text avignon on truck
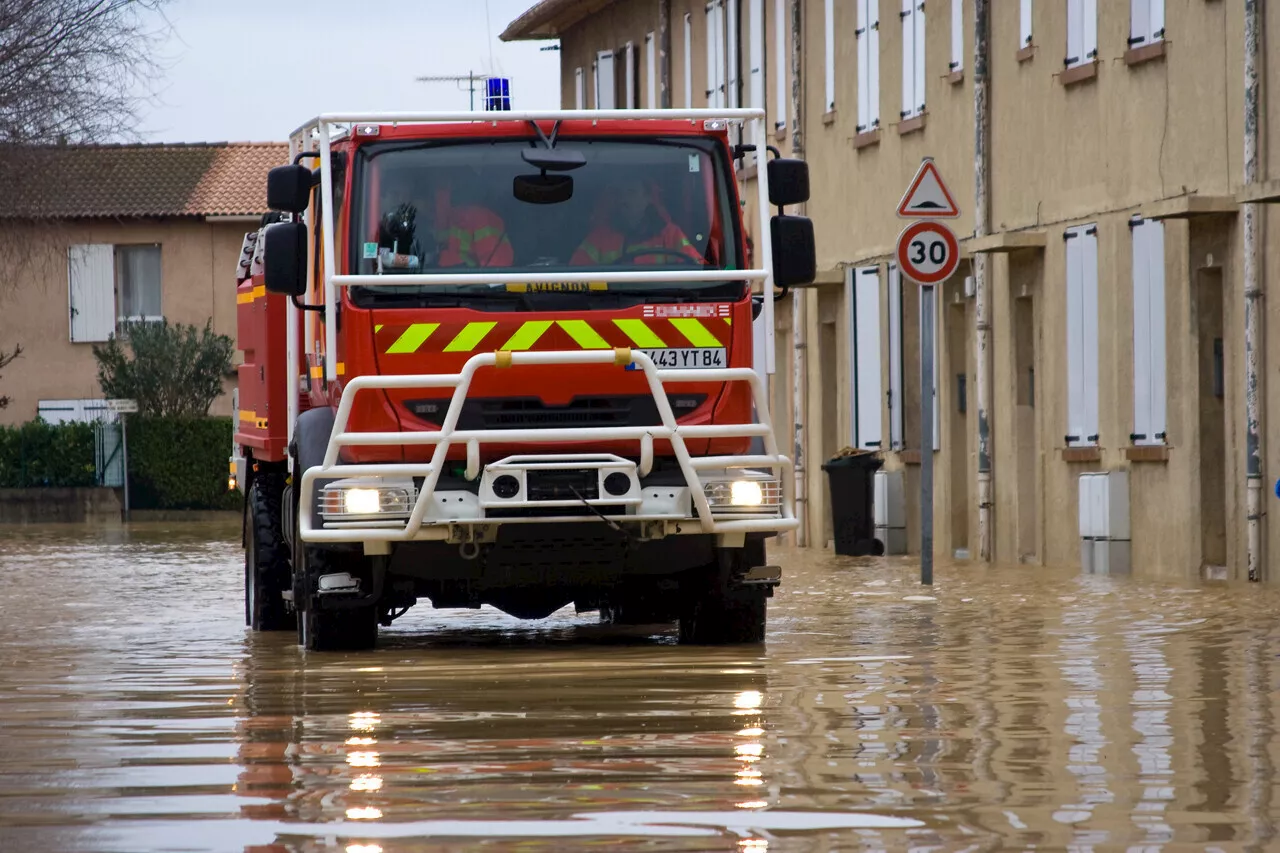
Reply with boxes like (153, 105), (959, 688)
(230, 107), (816, 651)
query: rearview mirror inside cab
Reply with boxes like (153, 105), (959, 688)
(514, 174), (574, 205)
(771, 215), (816, 288)
(767, 158), (810, 208)
(267, 164), (314, 214)
(263, 221), (308, 296)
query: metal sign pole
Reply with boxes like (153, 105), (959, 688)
(920, 282), (935, 585)
(121, 415), (130, 523)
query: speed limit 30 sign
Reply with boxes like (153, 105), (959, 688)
(895, 219), (960, 286)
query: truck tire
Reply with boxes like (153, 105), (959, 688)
(678, 544), (768, 645)
(245, 473), (295, 632)
(296, 544), (378, 652)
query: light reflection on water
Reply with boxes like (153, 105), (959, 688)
(0, 522), (1278, 851)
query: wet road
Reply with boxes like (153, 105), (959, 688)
(2, 523), (1279, 851)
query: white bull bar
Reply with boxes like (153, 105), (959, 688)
(297, 349), (797, 544)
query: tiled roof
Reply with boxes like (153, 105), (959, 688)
(500, 0), (616, 41)
(0, 142), (289, 219)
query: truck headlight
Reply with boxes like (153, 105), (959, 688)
(320, 479), (416, 519)
(702, 475), (782, 514)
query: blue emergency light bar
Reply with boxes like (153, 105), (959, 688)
(484, 78), (511, 111)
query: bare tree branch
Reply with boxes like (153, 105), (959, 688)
(0, 343), (22, 409)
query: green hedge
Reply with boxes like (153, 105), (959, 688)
(126, 416), (240, 511)
(0, 421), (97, 487)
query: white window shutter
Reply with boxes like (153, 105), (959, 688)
(68, 244), (115, 343)
(684, 14), (694, 107)
(824, 0), (836, 111)
(1150, 0), (1165, 42)
(868, 1), (880, 127)
(624, 42), (636, 108)
(645, 35), (656, 108)
(914, 1), (926, 113)
(727, 0), (740, 108)
(950, 0), (963, 72)
(774, 0), (787, 128)
(1147, 221), (1167, 442)
(706, 1), (725, 108)
(575, 67), (585, 109)
(1020, 0), (1033, 47)
(1066, 0), (1083, 67)
(748, 0), (764, 110)
(596, 51), (616, 109)
(1132, 221), (1152, 445)
(901, 0), (916, 118)
(856, 0), (871, 131)
(888, 264), (905, 449)
(1082, 226), (1100, 443)
(1129, 0), (1149, 46)
(1065, 228), (1086, 447)
(1083, 0), (1098, 61)
(852, 266), (884, 450)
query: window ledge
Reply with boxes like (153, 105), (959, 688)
(1125, 40), (1167, 67)
(1061, 446), (1102, 463)
(1060, 60), (1099, 87)
(822, 110), (837, 126)
(739, 164), (758, 181)
(1125, 444), (1170, 462)
(898, 114), (926, 135)
(947, 68), (964, 85)
(899, 449), (939, 465)
(853, 128), (881, 150)
(1016, 44), (1036, 63)
(774, 125), (787, 141)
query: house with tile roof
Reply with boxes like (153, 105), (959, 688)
(0, 141), (287, 425)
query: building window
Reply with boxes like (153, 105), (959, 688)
(824, 0), (835, 112)
(706, 0), (726, 108)
(68, 243), (162, 343)
(684, 13), (694, 107)
(575, 67), (585, 109)
(850, 266), (883, 450)
(748, 0), (764, 110)
(900, 0), (925, 120)
(1066, 0), (1098, 69)
(856, 0), (880, 132)
(1020, 0), (1033, 47)
(595, 50), (616, 109)
(888, 263), (905, 449)
(1065, 224), (1100, 447)
(1131, 218), (1167, 445)
(950, 0), (963, 73)
(1129, 0), (1165, 47)
(645, 33), (657, 107)
(774, 0), (787, 129)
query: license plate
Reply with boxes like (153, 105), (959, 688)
(639, 348), (727, 370)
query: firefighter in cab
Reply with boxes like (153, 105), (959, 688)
(378, 182), (513, 270)
(572, 177), (704, 266)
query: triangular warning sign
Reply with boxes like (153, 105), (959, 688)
(897, 158), (960, 219)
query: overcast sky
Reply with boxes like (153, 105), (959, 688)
(138, 0), (561, 142)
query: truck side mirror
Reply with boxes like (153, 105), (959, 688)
(263, 221), (308, 296)
(767, 158), (810, 208)
(770, 215), (816, 288)
(267, 164), (313, 213)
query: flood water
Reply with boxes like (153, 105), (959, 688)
(1, 522), (1279, 851)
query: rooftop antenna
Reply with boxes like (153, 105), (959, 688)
(416, 72), (501, 111)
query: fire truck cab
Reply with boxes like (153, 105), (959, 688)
(232, 108), (815, 651)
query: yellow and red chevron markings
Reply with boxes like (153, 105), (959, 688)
(375, 315), (734, 355)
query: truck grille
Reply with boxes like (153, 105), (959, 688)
(402, 394), (707, 430)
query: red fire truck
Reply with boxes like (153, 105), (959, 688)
(231, 108), (814, 651)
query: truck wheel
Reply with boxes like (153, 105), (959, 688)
(245, 473), (295, 632)
(296, 545), (378, 652)
(678, 545), (768, 645)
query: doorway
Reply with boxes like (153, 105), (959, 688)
(1014, 294), (1039, 562)
(948, 301), (970, 553)
(1197, 268), (1227, 572)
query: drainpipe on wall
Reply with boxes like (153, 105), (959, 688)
(972, 0), (993, 562)
(1243, 0), (1264, 581)
(789, 0), (806, 547)
(658, 0), (672, 109)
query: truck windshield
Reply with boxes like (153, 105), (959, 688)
(348, 136), (745, 308)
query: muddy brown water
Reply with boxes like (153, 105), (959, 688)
(1, 522), (1278, 851)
